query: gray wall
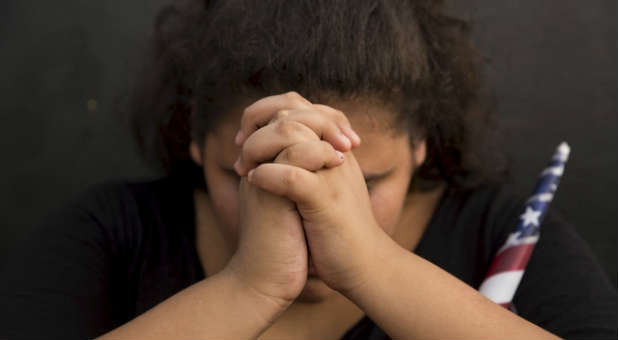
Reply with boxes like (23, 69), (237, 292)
(1, 0), (615, 284)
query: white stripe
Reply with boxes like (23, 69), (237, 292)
(497, 233), (539, 254)
(541, 165), (564, 176)
(526, 192), (554, 203)
(479, 271), (524, 304)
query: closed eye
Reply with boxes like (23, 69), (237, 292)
(226, 169), (241, 180)
(363, 168), (394, 191)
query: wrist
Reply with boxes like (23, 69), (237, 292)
(340, 228), (404, 302)
(219, 268), (292, 326)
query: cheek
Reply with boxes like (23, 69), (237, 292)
(204, 171), (241, 237)
(369, 185), (407, 236)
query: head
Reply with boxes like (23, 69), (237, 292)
(189, 99), (427, 302)
(130, 0), (507, 300)
(189, 98), (426, 242)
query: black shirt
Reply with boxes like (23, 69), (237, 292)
(0, 176), (615, 339)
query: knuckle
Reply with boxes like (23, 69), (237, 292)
(332, 108), (345, 118)
(275, 109), (290, 120)
(275, 119), (302, 138)
(333, 110), (350, 125)
(326, 120), (342, 135)
(315, 104), (349, 125)
(284, 91), (309, 106)
(324, 106), (349, 124)
(285, 91), (302, 101)
(328, 187), (341, 202)
(281, 167), (300, 188)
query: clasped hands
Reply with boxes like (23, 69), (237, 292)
(225, 91), (397, 307)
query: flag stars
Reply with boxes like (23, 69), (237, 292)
(520, 206), (541, 227)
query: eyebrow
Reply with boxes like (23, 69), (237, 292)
(364, 168), (395, 182)
(225, 166), (395, 181)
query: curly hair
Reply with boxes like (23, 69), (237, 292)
(130, 0), (508, 192)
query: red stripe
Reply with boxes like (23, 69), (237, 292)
(485, 243), (536, 278)
(499, 302), (518, 314)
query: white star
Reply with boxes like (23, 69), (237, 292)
(520, 207), (541, 227)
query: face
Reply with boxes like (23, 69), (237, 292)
(191, 100), (426, 302)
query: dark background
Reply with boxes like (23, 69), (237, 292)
(0, 1), (615, 284)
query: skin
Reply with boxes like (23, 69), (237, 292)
(192, 92), (561, 339)
(189, 93), (443, 338)
(191, 95), (429, 302)
(99, 92), (562, 339)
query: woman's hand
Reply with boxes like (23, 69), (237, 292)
(235, 92), (386, 295)
(249, 147), (385, 295)
(223, 92), (362, 306)
(233, 91), (361, 176)
(223, 177), (308, 306)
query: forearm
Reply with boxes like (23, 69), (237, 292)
(98, 270), (288, 339)
(346, 234), (562, 339)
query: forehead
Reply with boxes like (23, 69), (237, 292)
(208, 99), (411, 172)
(331, 101), (411, 173)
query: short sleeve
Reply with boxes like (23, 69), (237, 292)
(510, 208), (617, 339)
(0, 183), (133, 338)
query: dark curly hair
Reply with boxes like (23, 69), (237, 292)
(130, 0), (508, 192)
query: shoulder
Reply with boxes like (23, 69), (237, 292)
(0, 178), (178, 337)
(449, 182), (598, 260)
(442, 182), (594, 256)
(29, 176), (193, 255)
(443, 182), (526, 219)
(68, 177), (174, 212)
(436, 183), (529, 251)
(432, 183), (616, 338)
(62, 176), (190, 222)
(53, 178), (162, 232)
(416, 182), (531, 286)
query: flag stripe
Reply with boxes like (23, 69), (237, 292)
(485, 243), (536, 278)
(478, 271), (524, 304)
(479, 142), (570, 311)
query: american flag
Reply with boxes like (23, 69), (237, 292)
(479, 142), (571, 311)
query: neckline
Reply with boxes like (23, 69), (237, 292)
(411, 184), (452, 255)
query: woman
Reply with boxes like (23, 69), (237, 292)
(1, 1), (615, 338)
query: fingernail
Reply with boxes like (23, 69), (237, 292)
(247, 169), (255, 182)
(234, 131), (243, 145)
(335, 151), (344, 161)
